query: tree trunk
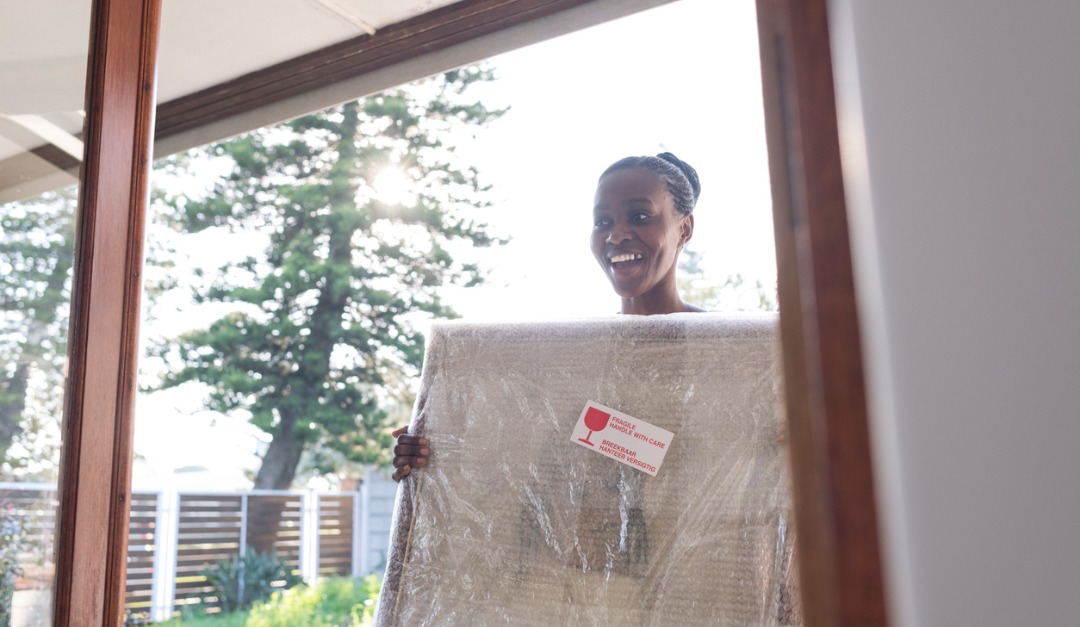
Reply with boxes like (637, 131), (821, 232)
(250, 102), (360, 491)
(252, 410), (305, 490)
(250, 103), (360, 496)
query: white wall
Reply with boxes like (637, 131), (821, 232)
(359, 467), (399, 575)
(829, 2), (1080, 625)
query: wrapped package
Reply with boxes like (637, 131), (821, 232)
(376, 313), (799, 626)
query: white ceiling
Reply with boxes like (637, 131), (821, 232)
(0, 0), (673, 200)
(0, 0), (460, 162)
(155, 0), (462, 103)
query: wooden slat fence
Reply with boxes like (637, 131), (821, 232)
(171, 493), (246, 615)
(0, 485), (58, 589)
(0, 483), (372, 623)
(124, 491), (160, 617)
(317, 495), (355, 578)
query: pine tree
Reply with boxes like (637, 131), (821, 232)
(0, 188), (76, 478)
(153, 66), (505, 489)
(677, 249), (777, 312)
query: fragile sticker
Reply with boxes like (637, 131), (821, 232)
(570, 400), (674, 476)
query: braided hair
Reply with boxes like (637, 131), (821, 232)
(599, 152), (701, 215)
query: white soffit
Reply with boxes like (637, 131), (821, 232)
(342, 0), (460, 28)
(0, 1), (91, 116)
(156, 0), (462, 102)
(154, 0), (678, 157)
(0, 0), (462, 119)
(0, 0), (460, 168)
(2, 0), (676, 165)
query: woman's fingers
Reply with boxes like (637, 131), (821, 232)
(394, 438), (428, 458)
(391, 432), (429, 482)
(393, 443), (429, 472)
(392, 453), (427, 467)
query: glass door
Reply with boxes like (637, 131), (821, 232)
(0, 2), (93, 624)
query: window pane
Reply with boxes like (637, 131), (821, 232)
(132, 0), (788, 622)
(0, 1), (92, 624)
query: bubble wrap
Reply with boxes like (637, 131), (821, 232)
(376, 313), (799, 626)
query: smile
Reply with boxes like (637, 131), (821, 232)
(610, 253), (644, 264)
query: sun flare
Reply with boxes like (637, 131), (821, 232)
(372, 166), (415, 206)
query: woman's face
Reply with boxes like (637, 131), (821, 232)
(591, 167), (693, 302)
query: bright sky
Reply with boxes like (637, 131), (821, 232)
(133, 0), (775, 486)
(445, 0), (774, 320)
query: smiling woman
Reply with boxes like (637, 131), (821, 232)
(591, 152), (704, 315)
(392, 153), (706, 479)
(432, 0), (778, 323)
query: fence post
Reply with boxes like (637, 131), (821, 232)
(300, 491), (319, 582)
(358, 478), (370, 575)
(353, 487), (363, 576)
(150, 489), (178, 622)
(239, 493), (248, 557)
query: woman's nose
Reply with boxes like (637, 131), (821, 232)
(606, 227), (632, 244)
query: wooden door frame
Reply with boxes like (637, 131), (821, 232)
(52, 0), (162, 624)
(756, 1), (889, 624)
(51, 0), (888, 624)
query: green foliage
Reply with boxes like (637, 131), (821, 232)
(246, 575), (382, 627)
(0, 489), (38, 625)
(1, 182), (178, 481)
(0, 188), (77, 478)
(0, 496), (30, 627)
(150, 65), (506, 488)
(678, 249), (778, 312)
(156, 610), (250, 627)
(158, 576), (381, 627)
(200, 549), (303, 614)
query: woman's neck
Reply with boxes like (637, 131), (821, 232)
(620, 289), (703, 316)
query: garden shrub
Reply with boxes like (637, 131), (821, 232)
(0, 498), (30, 627)
(245, 575), (382, 627)
(155, 610), (249, 627)
(200, 549), (302, 614)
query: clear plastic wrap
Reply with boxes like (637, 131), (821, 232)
(376, 313), (799, 626)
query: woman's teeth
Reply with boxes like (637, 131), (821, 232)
(611, 253), (643, 263)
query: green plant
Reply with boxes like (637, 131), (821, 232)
(200, 549), (303, 614)
(150, 66), (506, 491)
(0, 497), (30, 627)
(245, 575), (382, 627)
(156, 610), (249, 627)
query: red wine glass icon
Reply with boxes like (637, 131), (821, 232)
(579, 407), (611, 446)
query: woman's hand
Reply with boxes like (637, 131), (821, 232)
(391, 425), (429, 482)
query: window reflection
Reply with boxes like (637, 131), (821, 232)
(1, 1), (92, 624)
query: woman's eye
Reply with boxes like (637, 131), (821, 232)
(631, 212), (650, 223)
(594, 217), (611, 228)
